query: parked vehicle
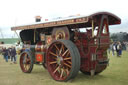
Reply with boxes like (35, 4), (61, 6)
(11, 12), (121, 81)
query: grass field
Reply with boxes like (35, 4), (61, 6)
(0, 51), (128, 85)
(0, 38), (20, 44)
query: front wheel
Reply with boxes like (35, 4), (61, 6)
(46, 40), (81, 81)
(20, 51), (34, 73)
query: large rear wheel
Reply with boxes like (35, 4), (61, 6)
(46, 40), (80, 81)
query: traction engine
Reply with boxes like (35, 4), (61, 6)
(11, 12), (121, 81)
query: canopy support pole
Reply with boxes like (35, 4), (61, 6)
(34, 29), (36, 43)
(14, 30), (20, 38)
(92, 19), (94, 37)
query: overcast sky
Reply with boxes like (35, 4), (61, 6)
(0, 0), (127, 38)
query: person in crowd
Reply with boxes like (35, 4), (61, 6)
(8, 47), (12, 60)
(3, 47), (9, 62)
(115, 42), (119, 56)
(11, 46), (17, 64)
(118, 42), (122, 56)
(2, 47), (5, 59)
(112, 42), (116, 56)
(116, 41), (122, 57)
(108, 44), (111, 54)
(0, 42), (4, 58)
(0, 46), (3, 55)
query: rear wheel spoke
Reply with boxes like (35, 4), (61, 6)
(59, 44), (63, 55)
(60, 68), (64, 78)
(52, 56), (57, 60)
(62, 49), (69, 57)
(49, 61), (57, 65)
(63, 57), (71, 60)
(66, 68), (70, 75)
(54, 44), (59, 52)
(64, 68), (69, 76)
(53, 66), (60, 74)
(49, 51), (58, 57)
(66, 51), (70, 57)
(61, 44), (65, 53)
(66, 61), (72, 65)
(64, 63), (71, 68)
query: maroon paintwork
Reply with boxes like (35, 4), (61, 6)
(11, 12), (121, 81)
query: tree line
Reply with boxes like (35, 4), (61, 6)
(110, 32), (128, 42)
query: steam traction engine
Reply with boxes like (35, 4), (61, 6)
(11, 12), (121, 81)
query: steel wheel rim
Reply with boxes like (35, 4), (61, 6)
(47, 42), (72, 81)
(20, 52), (31, 72)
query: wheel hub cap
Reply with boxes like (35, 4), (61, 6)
(57, 56), (63, 65)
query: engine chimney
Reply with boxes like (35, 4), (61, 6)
(35, 16), (42, 22)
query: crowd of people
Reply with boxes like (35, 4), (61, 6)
(0, 46), (17, 64)
(109, 41), (123, 57)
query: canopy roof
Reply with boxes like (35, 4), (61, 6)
(11, 12), (121, 31)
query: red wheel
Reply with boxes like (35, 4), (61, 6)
(46, 40), (80, 81)
(20, 51), (33, 73)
